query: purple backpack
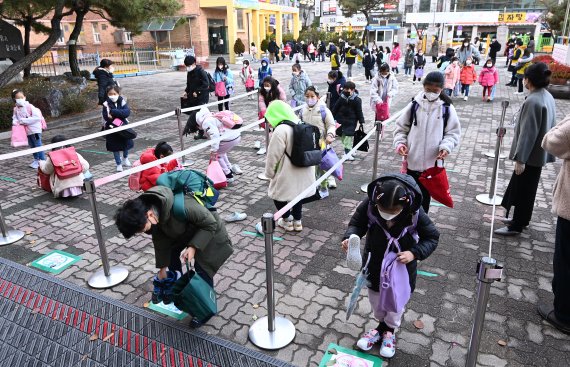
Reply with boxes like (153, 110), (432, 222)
(375, 213), (418, 313)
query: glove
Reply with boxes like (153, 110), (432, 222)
(514, 161), (525, 175)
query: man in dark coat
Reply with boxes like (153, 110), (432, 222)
(93, 59), (118, 105)
(488, 37), (501, 64)
(183, 55), (209, 107)
(268, 38), (278, 64)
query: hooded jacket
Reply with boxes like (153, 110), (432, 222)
(460, 64), (477, 85)
(93, 67), (117, 104)
(12, 101), (43, 135)
(457, 44), (481, 64)
(363, 53), (376, 69)
(300, 99), (336, 140)
(185, 65), (210, 106)
(404, 49), (415, 68)
(327, 72), (346, 108)
(370, 73), (399, 109)
(343, 174), (440, 292)
(102, 96), (134, 153)
(195, 107), (240, 152)
(140, 186), (233, 278)
(479, 65), (499, 87)
(288, 70), (312, 104)
(542, 115), (570, 221)
(394, 91), (461, 172)
(139, 148), (180, 192)
(258, 57), (273, 87)
(264, 101), (316, 202)
(332, 91), (365, 136)
(444, 63), (461, 89)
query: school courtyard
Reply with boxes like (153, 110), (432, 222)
(0, 58), (569, 366)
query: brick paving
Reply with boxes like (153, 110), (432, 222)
(0, 57), (569, 366)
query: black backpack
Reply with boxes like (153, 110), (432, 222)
(409, 96), (450, 131)
(205, 71), (216, 93)
(280, 120), (322, 167)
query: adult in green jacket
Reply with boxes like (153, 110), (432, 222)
(115, 186), (233, 305)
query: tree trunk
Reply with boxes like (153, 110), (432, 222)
(68, 9), (87, 76)
(361, 11), (369, 46)
(23, 20), (32, 78)
(0, 0), (66, 88)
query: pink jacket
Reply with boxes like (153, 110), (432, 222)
(459, 65), (477, 85)
(444, 64), (460, 89)
(478, 66), (499, 87)
(258, 85), (287, 115)
(390, 47), (401, 61)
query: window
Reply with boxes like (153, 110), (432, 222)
(376, 30), (394, 43)
(57, 25), (66, 44)
(237, 10), (244, 30)
(92, 23), (101, 43)
(125, 31), (132, 43)
(419, 0), (431, 12)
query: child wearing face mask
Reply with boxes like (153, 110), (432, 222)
(479, 59), (499, 102)
(444, 57), (461, 97)
(332, 81), (365, 161)
(342, 175), (440, 359)
(240, 60), (255, 100)
(363, 49), (376, 83)
(93, 59), (118, 105)
(327, 70), (347, 110)
(258, 57), (272, 87)
(213, 57), (234, 111)
(370, 63), (399, 117)
(301, 86), (337, 193)
(102, 86), (134, 172)
(403, 45), (415, 77)
(459, 57), (477, 101)
(412, 50), (426, 85)
(11, 89), (46, 168)
(288, 63), (312, 107)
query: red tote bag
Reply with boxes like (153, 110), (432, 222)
(419, 160), (453, 208)
(375, 98), (390, 121)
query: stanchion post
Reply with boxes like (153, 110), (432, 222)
(465, 257), (503, 367)
(248, 213), (296, 349)
(360, 120), (383, 193)
(84, 179), (129, 289)
(0, 202), (25, 246)
(258, 89), (270, 181)
(326, 92), (331, 109)
(483, 101), (508, 159)
(476, 101), (509, 205)
(175, 107), (193, 167)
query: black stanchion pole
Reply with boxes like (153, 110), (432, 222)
(361, 120), (383, 193)
(175, 107), (194, 167)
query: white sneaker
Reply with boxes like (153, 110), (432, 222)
(255, 222), (264, 236)
(356, 329), (381, 351)
(344, 154), (355, 161)
(379, 331), (396, 359)
(293, 220), (303, 232)
(29, 160), (39, 169)
(257, 147), (266, 155)
(319, 187), (329, 199)
(123, 158), (132, 167)
(224, 212), (247, 222)
(346, 234), (362, 271)
(116, 164), (123, 172)
(328, 176), (337, 189)
(231, 164), (243, 175)
(277, 216), (294, 231)
(254, 141), (261, 149)
(463, 96), (468, 101)
(514, 91), (524, 95)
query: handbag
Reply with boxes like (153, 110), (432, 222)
(206, 157), (228, 190)
(11, 125), (28, 147)
(320, 146), (343, 180)
(245, 77), (255, 89)
(172, 262), (217, 323)
(352, 124), (369, 152)
(419, 160), (453, 208)
(47, 147), (83, 179)
(375, 99), (390, 121)
(415, 68), (424, 79)
(111, 118), (123, 127)
(37, 168), (52, 193)
(214, 81), (227, 97)
(117, 127), (137, 140)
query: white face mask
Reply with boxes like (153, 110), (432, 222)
(380, 74), (388, 78)
(262, 63), (267, 67)
(425, 92), (440, 102)
(109, 66), (115, 73)
(292, 72), (299, 76)
(306, 97), (318, 107)
(109, 95), (119, 103)
(218, 65), (223, 70)
(327, 79), (334, 84)
(264, 86), (271, 92)
(15, 98), (26, 107)
(463, 43), (469, 47)
(486, 63), (492, 68)
(187, 65), (195, 72)
(378, 209), (402, 221)
(466, 60), (472, 65)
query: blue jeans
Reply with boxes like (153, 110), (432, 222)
(444, 88), (453, 96)
(404, 66), (412, 75)
(461, 84), (471, 96)
(27, 134), (46, 161)
(113, 151), (128, 165)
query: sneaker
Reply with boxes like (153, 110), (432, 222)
(257, 147), (266, 155)
(255, 222), (264, 236)
(123, 158), (132, 167)
(161, 271), (180, 305)
(463, 96), (468, 101)
(116, 164), (123, 172)
(379, 332), (396, 359)
(487, 97), (492, 102)
(514, 91), (524, 95)
(319, 187), (329, 199)
(293, 220), (303, 232)
(224, 212), (247, 222)
(225, 172), (234, 182)
(356, 329), (381, 351)
(277, 217), (294, 231)
(151, 275), (164, 304)
(29, 160), (39, 169)
(254, 141), (261, 149)
(328, 176), (337, 188)
(231, 164), (243, 175)
(346, 234), (362, 271)
(344, 154), (355, 161)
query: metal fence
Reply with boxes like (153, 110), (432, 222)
(30, 48), (195, 77)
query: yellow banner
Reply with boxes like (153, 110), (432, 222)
(498, 12), (526, 23)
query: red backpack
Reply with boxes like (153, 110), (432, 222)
(128, 160), (142, 191)
(47, 147), (83, 179)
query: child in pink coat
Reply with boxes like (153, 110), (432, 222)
(444, 57), (461, 97)
(478, 59), (499, 102)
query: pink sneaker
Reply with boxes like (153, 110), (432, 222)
(356, 329), (380, 351)
(379, 331), (396, 358)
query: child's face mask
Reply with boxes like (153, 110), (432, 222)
(109, 95), (119, 102)
(15, 98), (26, 106)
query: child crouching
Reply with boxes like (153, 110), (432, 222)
(342, 174), (439, 358)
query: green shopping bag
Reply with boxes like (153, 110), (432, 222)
(172, 262), (217, 322)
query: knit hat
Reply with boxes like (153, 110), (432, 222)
(184, 55), (196, 66)
(423, 71), (445, 88)
(524, 62), (552, 89)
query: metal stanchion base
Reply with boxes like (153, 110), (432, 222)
(0, 229), (25, 246)
(476, 194), (503, 206)
(181, 160), (194, 167)
(88, 266), (129, 289)
(483, 151), (508, 159)
(248, 316), (296, 350)
(258, 173), (270, 181)
(360, 184), (368, 193)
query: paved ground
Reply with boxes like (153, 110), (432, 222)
(0, 56), (569, 367)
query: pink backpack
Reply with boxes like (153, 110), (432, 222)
(212, 111), (243, 130)
(128, 159), (142, 191)
(26, 105), (47, 130)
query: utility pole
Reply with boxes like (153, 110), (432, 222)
(562, 0), (570, 39)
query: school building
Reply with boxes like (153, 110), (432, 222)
(24, 0), (300, 65)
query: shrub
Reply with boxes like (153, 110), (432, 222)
(550, 62), (570, 81)
(0, 101), (13, 132)
(80, 70), (92, 80)
(532, 55), (555, 64)
(234, 38), (245, 56)
(260, 39), (269, 52)
(61, 93), (88, 115)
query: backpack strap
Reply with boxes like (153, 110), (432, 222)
(442, 102), (450, 130)
(319, 105), (326, 123)
(409, 98), (419, 126)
